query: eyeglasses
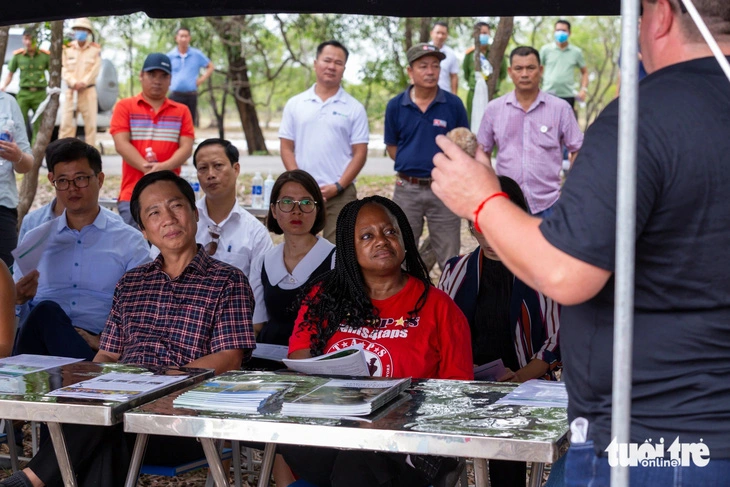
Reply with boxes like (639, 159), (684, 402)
(276, 198), (317, 214)
(51, 175), (95, 191)
(205, 224), (222, 256)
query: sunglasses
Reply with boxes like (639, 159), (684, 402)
(205, 224), (222, 256)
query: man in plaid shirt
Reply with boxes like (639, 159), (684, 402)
(4, 171), (255, 487)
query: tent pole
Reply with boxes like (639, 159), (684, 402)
(611, 0), (640, 485)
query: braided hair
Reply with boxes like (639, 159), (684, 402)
(299, 195), (431, 356)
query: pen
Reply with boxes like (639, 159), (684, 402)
(227, 245), (232, 252)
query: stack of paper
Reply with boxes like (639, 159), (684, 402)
(174, 379), (293, 414)
(495, 380), (568, 408)
(46, 372), (189, 402)
(0, 355), (84, 394)
(281, 377), (411, 417)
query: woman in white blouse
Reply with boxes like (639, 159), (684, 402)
(249, 170), (336, 352)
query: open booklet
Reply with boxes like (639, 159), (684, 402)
(282, 345), (370, 376)
(281, 377), (411, 417)
(46, 372), (190, 402)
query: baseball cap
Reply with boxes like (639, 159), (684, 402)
(407, 43), (445, 64)
(142, 53), (172, 75)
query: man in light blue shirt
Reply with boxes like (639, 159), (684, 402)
(167, 27), (214, 126)
(13, 138), (150, 360)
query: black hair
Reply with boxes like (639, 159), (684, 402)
(45, 138), (102, 174)
(176, 27), (190, 35)
(498, 176), (530, 213)
(555, 19), (572, 32)
(510, 46), (541, 65)
(316, 40), (349, 61)
(266, 170), (326, 236)
(297, 196), (431, 357)
(192, 138), (239, 167)
(433, 21), (449, 30)
(475, 22), (491, 31)
(130, 170), (195, 230)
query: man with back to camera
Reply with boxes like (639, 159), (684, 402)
(279, 40), (369, 243)
(59, 18), (101, 148)
(477, 46), (583, 217)
(111, 52), (194, 228)
(167, 27), (215, 126)
(430, 21), (459, 94)
(384, 43), (468, 271)
(431, 1), (730, 484)
(13, 138), (150, 361)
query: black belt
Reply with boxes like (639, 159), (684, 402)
(397, 172), (432, 186)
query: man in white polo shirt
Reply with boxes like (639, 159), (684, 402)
(279, 40), (369, 243)
(430, 21), (459, 94)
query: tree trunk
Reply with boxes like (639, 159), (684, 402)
(404, 19), (414, 52)
(216, 17), (267, 155)
(418, 18), (432, 44)
(17, 20), (64, 225)
(206, 76), (226, 139)
(487, 17), (514, 100)
(0, 27), (9, 64)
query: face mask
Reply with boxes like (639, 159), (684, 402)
(74, 31), (88, 42)
(555, 30), (569, 43)
(479, 34), (491, 46)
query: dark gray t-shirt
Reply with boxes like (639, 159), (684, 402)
(541, 56), (730, 457)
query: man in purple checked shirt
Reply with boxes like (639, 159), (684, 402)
(477, 46), (583, 218)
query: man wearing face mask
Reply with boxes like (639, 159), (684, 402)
(59, 18), (102, 148)
(539, 19), (589, 109)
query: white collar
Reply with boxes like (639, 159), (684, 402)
(196, 195), (244, 228)
(264, 237), (335, 284)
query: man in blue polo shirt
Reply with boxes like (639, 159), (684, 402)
(167, 27), (214, 126)
(385, 43), (469, 270)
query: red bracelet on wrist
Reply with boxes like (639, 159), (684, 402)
(472, 192), (508, 233)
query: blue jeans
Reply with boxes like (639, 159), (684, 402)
(565, 440), (730, 487)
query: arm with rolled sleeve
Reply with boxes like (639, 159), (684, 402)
(561, 103), (584, 155)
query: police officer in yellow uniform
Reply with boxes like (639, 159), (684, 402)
(0, 29), (50, 143)
(59, 18), (101, 148)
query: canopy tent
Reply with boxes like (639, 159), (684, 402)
(3, 0), (622, 26)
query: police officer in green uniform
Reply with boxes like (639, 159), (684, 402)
(0, 29), (50, 142)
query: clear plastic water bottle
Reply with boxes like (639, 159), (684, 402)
(251, 171), (264, 208)
(181, 165), (202, 200)
(144, 147), (158, 163)
(0, 120), (14, 142)
(263, 172), (275, 207)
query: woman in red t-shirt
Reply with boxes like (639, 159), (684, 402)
(283, 195), (473, 487)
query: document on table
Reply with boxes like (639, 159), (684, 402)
(251, 343), (289, 362)
(282, 345), (370, 376)
(11, 219), (54, 276)
(46, 372), (189, 402)
(495, 380), (568, 408)
(0, 355), (84, 376)
(473, 359), (506, 381)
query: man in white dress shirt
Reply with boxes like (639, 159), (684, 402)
(430, 21), (459, 94)
(192, 138), (273, 276)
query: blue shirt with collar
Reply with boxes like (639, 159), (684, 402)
(167, 46), (211, 92)
(384, 87), (468, 178)
(15, 208), (151, 334)
(18, 200), (125, 245)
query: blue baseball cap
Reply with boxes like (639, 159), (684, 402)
(142, 53), (172, 75)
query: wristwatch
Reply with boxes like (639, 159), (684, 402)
(335, 182), (344, 194)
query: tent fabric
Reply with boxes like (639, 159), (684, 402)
(4, 1), (620, 26)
